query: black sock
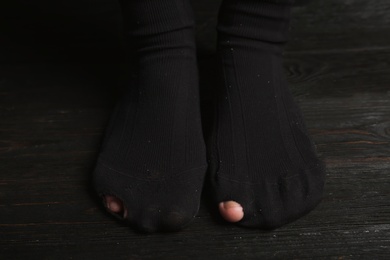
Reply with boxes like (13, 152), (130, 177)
(209, 0), (325, 228)
(93, 0), (207, 232)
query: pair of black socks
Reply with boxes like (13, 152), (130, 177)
(93, 0), (325, 232)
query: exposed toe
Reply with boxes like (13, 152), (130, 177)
(104, 195), (125, 216)
(219, 201), (244, 223)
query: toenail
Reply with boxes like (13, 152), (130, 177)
(108, 201), (120, 212)
(220, 201), (243, 211)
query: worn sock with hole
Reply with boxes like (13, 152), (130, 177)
(208, 0), (325, 228)
(93, 0), (207, 232)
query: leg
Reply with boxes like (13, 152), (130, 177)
(93, 0), (207, 232)
(209, 0), (325, 228)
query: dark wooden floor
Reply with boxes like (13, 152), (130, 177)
(1, 0), (390, 259)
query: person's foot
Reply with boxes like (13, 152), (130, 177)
(93, 0), (207, 232)
(209, 0), (325, 229)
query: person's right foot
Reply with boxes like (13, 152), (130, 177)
(210, 0), (325, 229)
(93, 0), (207, 232)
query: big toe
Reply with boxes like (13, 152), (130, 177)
(219, 201), (244, 223)
(104, 195), (128, 218)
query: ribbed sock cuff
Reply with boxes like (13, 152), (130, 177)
(217, 0), (293, 43)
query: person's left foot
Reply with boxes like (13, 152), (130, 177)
(209, 0), (325, 229)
